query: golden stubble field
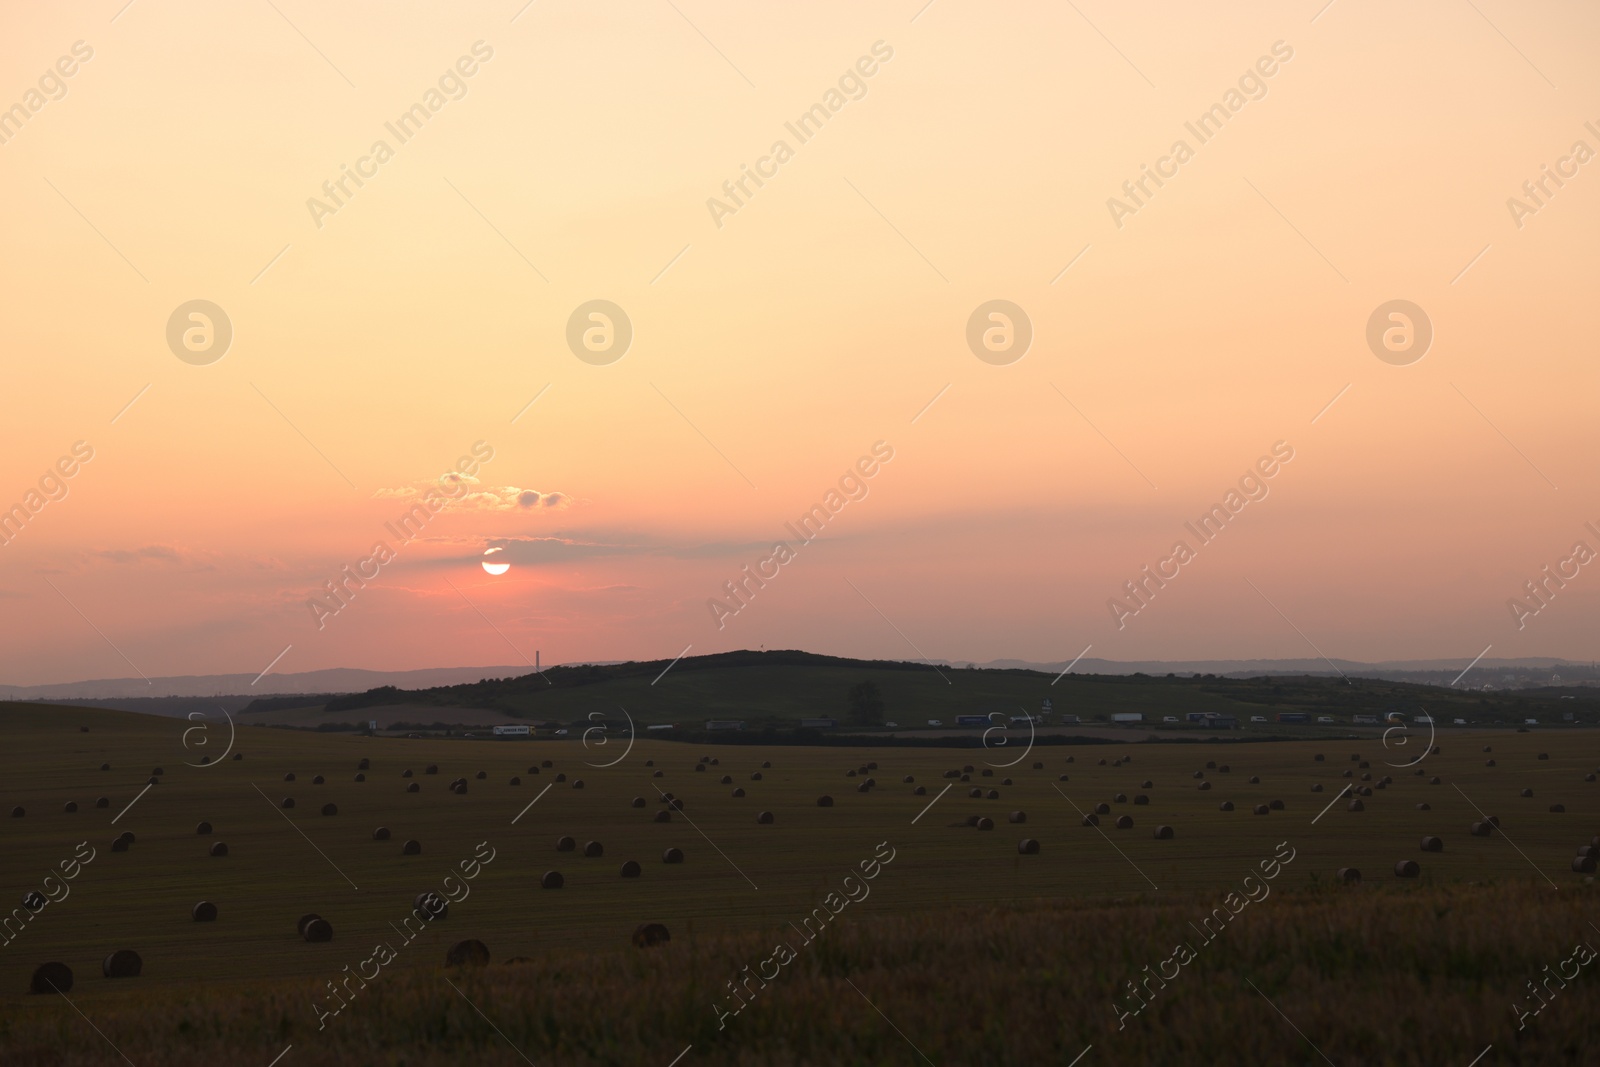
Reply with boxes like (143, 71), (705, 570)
(2, 702), (1598, 1065)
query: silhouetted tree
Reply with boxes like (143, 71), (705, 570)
(847, 681), (886, 726)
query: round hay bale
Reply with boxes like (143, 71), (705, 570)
(1059, 774), (1069, 781)
(118, 831), (135, 845)
(969, 788), (983, 798)
(653, 811), (671, 823)
(209, 841), (229, 857)
(960, 774), (972, 782)
(29, 962), (73, 994)
(721, 775), (734, 785)
(556, 836), (576, 852)
(1192, 771), (1204, 779)
(1538, 753), (1550, 761)
(694, 764), (705, 773)
(1482, 746), (1492, 753)
(401, 839), (422, 855)
(662, 848), (684, 864)
(633, 922), (670, 947)
(100, 763), (110, 771)
(283, 773), (294, 782)
(10, 807), (23, 818)
(372, 827), (390, 841)
(652, 770), (664, 778)
(846, 769), (857, 778)
(1115, 815), (1134, 829)
(903, 775), (915, 784)
(1361, 772), (1373, 782)
(571, 779), (585, 790)
(1359, 761), (1370, 769)
(757, 811), (774, 825)
(965, 815), (981, 827)
(1141, 780), (1154, 789)
(749, 772), (763, 782)
(1134, 795), (1149, 805)
(406, 783), (420, 793)
(445, 939), (489, 967)
(1488, 815), (1501, 827)
(1219, 801), (1234, 811)
(62, 801), (77, 814)
(976, 817), (994, 831)
(192, 901), (217, 922)
(817, 796), (834, 807)
(981, 769), (994, 778)
(1430, 776), (1441, 785)
(542, 760), (554, 768)
(1417, 803), (1431, 811)
(763, 760), (774, 769)
(1336, 867), (1361, 883)
(985, 789), (1000, 800)
(1586, 774), (1597, 782)
(913, 786), (926, 795)
(22, 891), (45, 911)
(312, 775), (324, 785)
(1311, 784), (1324, 793)
(1253, 804), (1270, 816)
(527, 766), (541, 775)
(963, 765), (975, 773)
(451, 782), (467, 795)
(1573, 855), (1597, 874)
(1359, 787), (1373, 796)
(1421, 836), (1444, 852)
(103, 949), (143, 977)
(355, 774), (366, 782)
(1394, 860), (1420, 879)
(280, 797), (295, 809)
(110, 838), (128, 852)
(402, 769), (413, 778)
(1269, 799), (1285, 810)
(1578, 845), (1596, 858)
(1248, 776), (1261, 785)
(1521, 788), (1534, 798)
(233, 753), (243, 761)
(303, 919), (333, 942)
(358, 758), (370, 770)
(509, 776), (520, 786)
(1017, 838), (1040, 854)
(1486, 759), (1496, 767)
(146, 776), (160, 786)
(95, 797), (108, 809)
(1198, 782), (1212, 791)
(541, 871), (564, 889)
(1348, 799), (1365, 812)
(1032, 761), (1044, 770)
(1350, 754), (1360, 761)
(1550, 804), (1566, 813)
(475, 771), (487, 780)
(620, 860), (642, 878)
(583, 840), (603, 858)
(1206, 761), (1217, 770)
(731, 788), (746, 798)
(1093, 802), (1111, 815)
(1153, 825), (1174, 839)
(1314, 754), (1325, 762)
(321, 803), (338, 817)
(864, 778), (877, 788)
(425, 765), (439, 775)
(1082, 813), (1099, 826)
(555, 773), (568, 783)
(1470, 821), (1492, 837)
(1009, 811), (1026, 823)
(631, 797), (646, 808)
(1113, 793), (1127, 803)
(1342, 769), (1354, 778)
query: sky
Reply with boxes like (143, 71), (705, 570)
(0, 0), (1597, 686)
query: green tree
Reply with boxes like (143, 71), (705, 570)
(847, 681), (886, 726)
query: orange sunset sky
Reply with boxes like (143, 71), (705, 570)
(1, 0), (1597, 686)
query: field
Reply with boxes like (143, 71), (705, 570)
(3, 701), (1599, 1065)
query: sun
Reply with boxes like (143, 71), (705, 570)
(481, 546), (509, 576)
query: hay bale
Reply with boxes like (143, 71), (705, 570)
(1394, 860), (1420, 878)
(62, 801), (77, 814)
(281, 797), (295, 809)
(1469, 822), (1492, 837)
(757, 811), (774, 825)
(1032, 761), (1044, 770)
(986, 788), (1000, 800)
(1134, 794), (1149, 805)
(1360, 772), (1372, 781)
(541, 871), (564, 889)
(1417, 803), (1431, 811)
(1538, 753), (1550, 761)
(402, 770), (413, 778)
(1421, 836), (1443, 852)
(406, 783), (420, 793)
(475, 771), (487, 780)
(913, 786), (927, 795)
(542, 760), (554, 768)
(192, 901), (217, 922)
(631, 797), (646, 808)
(402, 839), (422, 855)
(1017, 838), (1040, 854)
(527, 766), (541, 774)
(358, 758), (370, 770)
(981, 769), (994, 778)
(1253, 804), (1270, 816)
(1573, 855), (1597, 874)
(1153, 825), (1174, 840)
(965, 815), (981, 827)
(1550, 804), (1567, 813)
(976, 817), (994, 831)
(1359, 787), (1373, 796)
(652, 770), (664, 778)
(1578, 845), (1596, 858)
(22, 892), (45, 911)
(662, 848), (684, 864)
(571, 779), (585, 789)
(847, 770), (858, 778)
(1115, 815), (1134, 829)
(694, 764), (705, 773)
(1486, 760), (1496, 767)
(100, 763), (110, 771)
(1350, 754), (1360, 761)
(283, 773), (295, 782)
(817, 796), (834, 807)
(620, 860), (642, 878)
(1219, 801), (1234, 811)
(654, 811), (671, 823)
(1311, 784), (1324, 793)
(1269, 799), (1285, 810)
(969, 787), (983, 798)
(1430, 776), (1441, 785)
(312, 775), (324, 785)
(103, 949), (143, 977)
(1348, 799), (1365, 812)
(1093, 802), (1111, 815)
(209, 842), (229, 857)
(1314, 754), (1325, 762)
(731, 788), (746, 797)
(29, 962), (73, 994)
(1342, 770), (1354, 778)
(372, 827), (390, 841)
(321, 803), (338, 817)
(556, 836), (576, 852)
(355, 774), (366, 783)
(963, 765), (975, 773)
(1113, 793), (1127, 803)
(1487, 815), (1501, 826)
(555, 773), (568, 783)
(118, 831), (135, 845)
(1082, 813), (1099, 826)
(445, 939), (490, 967)
(1192, 771), (1204, 779)
(1482, 746), (1492, 753)
(509, 776), (520, 786)
(1009, 811), (1026, 823)
(903, 775), (915, 784)
(1199, 782), (1212, 791)
(233, 753), (243, 761)
(1141, 780), (1154, 789)
(303, 919), (333, 942)
(583, 841), (604, 858)
(425, 765), (439, 775)
(1586, 774), (1597, 782)
(1248, 776), (1261, 785)
(110, 838), (128, 852)
(1336, 867), (1361, 883)
(960, 774), (971, 782)
(10, 807), (23, 818)
(1521, 788), (1534, 798)
(1359, 761), (1370, 769)
(95, 797), (108, 809)
(633, 922), (670, 947)
(1059, 774), (1069, 781)
(1206, 761), (1217, 769)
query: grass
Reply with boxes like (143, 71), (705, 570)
(1, 701), (1597, 1064)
